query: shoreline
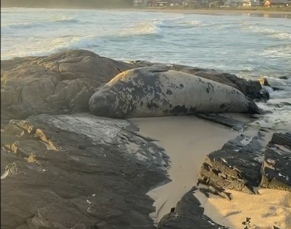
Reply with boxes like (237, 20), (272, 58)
(194, 187), (291, 228)
(120, 7), (291, 16)
(2, 6), (291, 16)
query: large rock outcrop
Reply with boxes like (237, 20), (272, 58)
(1, 50), (267, 121)
(1, 50), (136, 120)
(198, 131), (291, 194)
(260, 132), (291, 191)
(1, 113), (169, 229)
(1, 113), (226, 229)
(157, 187), (228, 229)
(198, 133), (265, 194)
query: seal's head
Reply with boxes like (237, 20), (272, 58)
(89, 91), (120, 118)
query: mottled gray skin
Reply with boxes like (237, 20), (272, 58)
(89, 66), (261, 119)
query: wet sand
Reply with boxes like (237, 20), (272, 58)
(144, 8), (291, 15)
(131, 115), (291, 228)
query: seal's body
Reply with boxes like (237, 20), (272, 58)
(89, 66), (260, 118)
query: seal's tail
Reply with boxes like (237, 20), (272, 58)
(247, 97), (271, 115)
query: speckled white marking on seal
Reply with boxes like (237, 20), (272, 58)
(89, 65), (258, 118)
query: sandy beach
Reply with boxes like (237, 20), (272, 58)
(195, 188), (291, 229)
(132, 115), (291, 228)
(116, 7), (291, 17)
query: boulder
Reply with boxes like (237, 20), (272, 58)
(1, 113), (170, 229)
(1, 50), (136, 119)
(157, 187), (227, 229)
(195, 113), (247, 131)
(199, 131), (291, 194)
(260, 132), (291, 191)
(198, 133), (266, 194)
(270, 132), (291, 150)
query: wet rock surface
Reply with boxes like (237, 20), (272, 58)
(270, 132), (291, 149)
(260, 132), (291, 192)
(198, 131), (291, 194)
(195, 113), (248, 132)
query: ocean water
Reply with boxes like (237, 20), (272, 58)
(1, 7), (291, 129)
(2, 8), (291, 78)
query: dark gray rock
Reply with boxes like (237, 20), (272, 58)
(260, 132), (291, 191)
(198, 134), (266, 194)
(196, 113), (248, 131)
(157, 187), (227, 229)
(1, 49), (136, 119)
(1, 113), (170, 229)
(270, 132), (291, 150)
(199, 131), (291, 194)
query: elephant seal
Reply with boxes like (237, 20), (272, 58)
(89, 65), (261, 119)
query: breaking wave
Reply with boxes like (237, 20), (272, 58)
(244, 25), (291, 40)
(118, 21), (161, 37)
(258, 45), (291, 58)
(2, 7), (291, 81)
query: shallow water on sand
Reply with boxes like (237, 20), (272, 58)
(131, 116), (242, 223)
